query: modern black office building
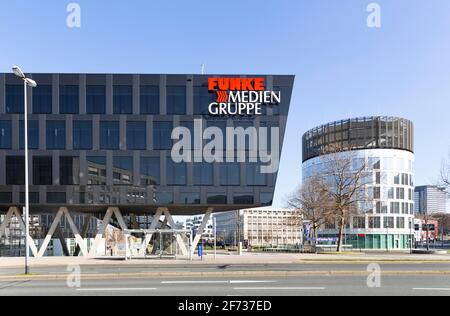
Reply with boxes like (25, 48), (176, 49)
(0, 74), (294, 216)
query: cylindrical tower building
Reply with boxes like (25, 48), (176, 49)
(302, 117), (414, 250)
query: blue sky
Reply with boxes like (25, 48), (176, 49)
(1, 1), (450, 208)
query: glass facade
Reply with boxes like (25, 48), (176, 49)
(113, 85), (132, 114)
(59, 85), (79, 114)
(302, 117), (414, 163)
(86, 85), (106, 114)
(5, 85), (23, 113)
(140, 85), (159, 114)
(0, 73), (293, 213)
(19, 120), (39, 149)
(32, 85), (52, 114)
(73, 121), (92, 150)
(100, 121), (119, 150)
(46, 120), (65, 150)
(0, 121), (12, 149)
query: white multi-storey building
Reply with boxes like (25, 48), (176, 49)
(302, 117), (415, 249)
(214, 208), (303, 247)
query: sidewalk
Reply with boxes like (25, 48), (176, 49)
(1, 251), (450, 268)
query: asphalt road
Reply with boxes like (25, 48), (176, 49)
(1, 275), (450, 296)
(0, 262), (449, 296)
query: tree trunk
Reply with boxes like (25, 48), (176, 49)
(336, 218), (345, 252)
(425, 216), (430, 251)
(313, 224), (319, 254)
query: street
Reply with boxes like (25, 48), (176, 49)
(1, 262), (450, 296)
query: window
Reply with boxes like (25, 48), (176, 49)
(220, 163), (240, 186)
(207, 193), (227, 204)
(233, 194), (254, 205)
(167, 160), (186, 185)
(397, 217), (405, 229)
(246, 163), (266, 186)
(59, 85), (79, 114)
(87, 156), (107, 185)
(373, 187), (380, 199)
(19, 192), (39, 204)
(396, 188), (405, 200)
(0, 121), (12, 149)
(193, 162), (213, 185)
(153, 121), (172, 150)
(0, 193), (12, 203)
(100, 121), (119, 150)
(73, 121), (92, 150)
(33, 156), (52, 185)
(113, 85), (132, 114)
(166, 86), (186, 114)
(113, 156), (133, 185)
(127, 121), (146, 150)
(353, 217), (366, 229)
(194, 86), (215, 115)
(156, 192), (173, 204)
(140, 85), (159, 114)
(46, 120), (66, 149)
(260, 192), (273, 206)
(140, 157), (160, 185)
(383, 217), (394, 229)
(60, 157), (80, 185)
(47, 192), (66, 204)
(369, 217), (381, 229)
(180, 193), (200, 205)
(6, 85), (24, 113)
(19, 120), (39, 149)
(390, 202), (400, 214)
(6, 156), (25, 185)
(86, 85), (106, 114)
(32, 85), (52, 114)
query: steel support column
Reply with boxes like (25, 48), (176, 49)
(190, 208), (213, 256)
(89, 207), (127, 257)
(138, 208), (163, 256)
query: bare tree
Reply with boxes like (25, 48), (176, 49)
(287, 176), (331, 252)
(315, 150), (372, 252)
(432, 213), (450, 247)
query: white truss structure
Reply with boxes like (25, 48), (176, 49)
(0, 206), (215, 259)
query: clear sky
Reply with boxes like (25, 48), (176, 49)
(1, 0), (450, 208)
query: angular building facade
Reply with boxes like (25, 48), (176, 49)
(0, 73), (294, 257)
(302, 117), (415, 250)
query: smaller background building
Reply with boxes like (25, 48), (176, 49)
(414, 185), (448, 214)
(214, 208), (302, 247)
(185, 215), (214, 242)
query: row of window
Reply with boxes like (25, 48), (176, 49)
(4, 84), (284, 116)
(352, 216), (409, 229)
(375, 201), (414, 215)
(0, 191), (272, 206)
(3, 156), (267, 186)
(372, 186), (414, 201)
(0, 120), (274, 150)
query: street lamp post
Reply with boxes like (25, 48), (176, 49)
(410, 217), (414, 255)
(12, 66), (37, 275)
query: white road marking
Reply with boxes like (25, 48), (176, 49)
(229, 280), (276, 284)
(162, 281), (228, 284)
(234, 287), (325, 291)
(76, 288), (157, 291)
(413, 288), (450, 291)
(161, 280), (276, 284)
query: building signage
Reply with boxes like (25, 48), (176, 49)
(207, 77), (281, 116)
